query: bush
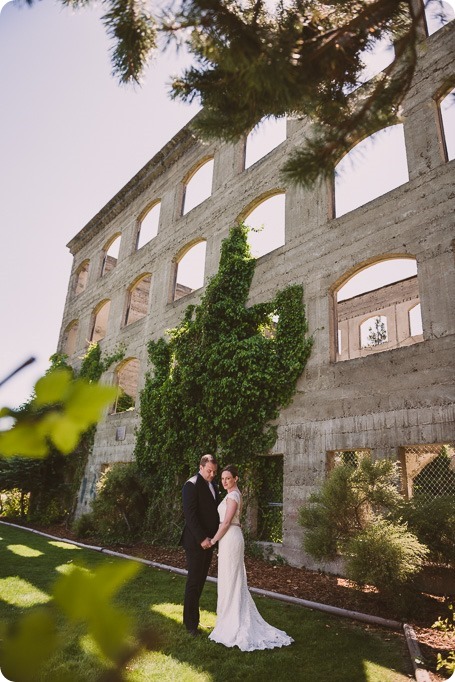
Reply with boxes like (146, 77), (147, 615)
(345, 518), (428, 593)
(78, 462), (148, 544)
(299, 456), (402, 562)
(397, 495), (455, 566)
(0, 489), (29, 518)
(72, 512), (96, 539)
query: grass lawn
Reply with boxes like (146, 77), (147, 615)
(0, 524), (414, 681)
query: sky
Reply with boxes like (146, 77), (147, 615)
(0, 0), (200, 408)
(0, 0), (453, 410)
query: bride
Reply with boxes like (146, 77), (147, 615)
(208, 464), (293, 651)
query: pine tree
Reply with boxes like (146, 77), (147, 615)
(367, 316), (388, 346)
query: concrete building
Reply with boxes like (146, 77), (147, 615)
(59, 14), (455, 568)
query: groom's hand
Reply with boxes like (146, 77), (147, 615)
(201, 538), (211, 549)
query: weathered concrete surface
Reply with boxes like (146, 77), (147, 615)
(60, 20), (455, 568)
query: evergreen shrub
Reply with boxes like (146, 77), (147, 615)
(345, 517), (428, 592)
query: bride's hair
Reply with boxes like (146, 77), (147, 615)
(221, 464), (239, 478)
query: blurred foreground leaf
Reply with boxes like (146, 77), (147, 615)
(0, 372), (117, 458)
(0, 609), (58, 682)
(0, 560), (143, 681)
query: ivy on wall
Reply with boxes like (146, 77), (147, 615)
(134, 223), (313, 541)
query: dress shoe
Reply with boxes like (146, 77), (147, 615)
(187, 628), (201, 637)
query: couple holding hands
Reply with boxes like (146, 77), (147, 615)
(180, 454), (293, 651)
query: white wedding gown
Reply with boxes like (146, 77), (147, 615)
(209, 489), (294, 651)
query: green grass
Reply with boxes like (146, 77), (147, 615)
(0, 524), (413, 681)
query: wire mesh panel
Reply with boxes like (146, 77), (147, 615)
(401, 444), (455, 498)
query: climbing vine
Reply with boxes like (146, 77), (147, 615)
(134, 223), (313, 542)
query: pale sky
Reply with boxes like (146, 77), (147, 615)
(0, 0), (199, 408)
(0, 0), (453, 409)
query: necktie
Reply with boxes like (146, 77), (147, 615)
(208, 482), (215, 499)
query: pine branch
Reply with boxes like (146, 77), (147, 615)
(102, 0), (157, 84)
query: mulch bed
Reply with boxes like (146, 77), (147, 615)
(8, 521), (455, 681)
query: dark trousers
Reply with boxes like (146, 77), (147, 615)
(183, 546), (213, 631)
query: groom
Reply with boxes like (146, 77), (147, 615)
(180, 454), (220, 635)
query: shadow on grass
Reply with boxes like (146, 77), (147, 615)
(0, 524), (413, 682)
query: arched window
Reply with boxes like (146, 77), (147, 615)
(242, 193), (286, 258)
(335, 257), (422, 361)
(173, 240), (207, 301)
(73, 260), (89, 296)
(101, 234), (121, 276)
(182, 159), (214, 214)
(124, 274), (151, 325)
(136, 202), (160, 250)
(244, 117), (286, 169)
(90, 300), (111, 342)
(113, 358), (139, 413)
(424, 0), (454, 35)
(438, 89), (455, 161)
(62, 320), (78, 356)
(360, 315), (388, 348)
(334, 125), (409, 217)
(409, 303), (423, 337)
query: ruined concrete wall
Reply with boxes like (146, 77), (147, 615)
(59, 21), (455, 567)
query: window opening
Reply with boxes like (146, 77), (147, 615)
(101, 235), (121, 276)
(125, 274), (151, 325)
(439, 89), (455, 161)
(425, 0), (454, 35)
(409, 303), (423, 337)
(360, 315), (388, 348)
(327, 449), (370, 472)
(182, 159), (214, 214)
(260, 312), (279, 339)
(137, 202), (160, 250)
(399, 443), (455, 499)
(244, 117), (286, 169)
(173, 241), (207, 301)
(90, 300), (111, 342)
(113, 359), (139, 413)
(62, 320), (78, 356)
(243, 193), (286, 259)
(257, 455), (283, 543)
(335, 258), (423, 361)
(74, 260), (89, 296)
(334, 125), (409, 217)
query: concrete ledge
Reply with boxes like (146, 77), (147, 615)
(403, 624), (433, 682)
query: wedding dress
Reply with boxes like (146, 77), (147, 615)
(209, 489), (294, 651)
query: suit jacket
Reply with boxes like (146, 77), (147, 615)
(180, 473), (220, 551)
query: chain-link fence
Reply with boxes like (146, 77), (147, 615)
(400, 443), (455, 499)
(328, 445), (455, 500)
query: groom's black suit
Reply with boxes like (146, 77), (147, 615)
(180, 473), (220, 632)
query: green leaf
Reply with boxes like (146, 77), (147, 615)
(0, 406), (16, 418)
(91, 560), (141, 600)
(53, 561), (141, 662)
(53, 566), (93, 621)
(89, 604), (133, 661)
(34, 369), (72, 406)
(0, 609), (57, 682)
(65, 382), (118, 427)
(38, 412), (83, 454)
(0, 422), (48, 458)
